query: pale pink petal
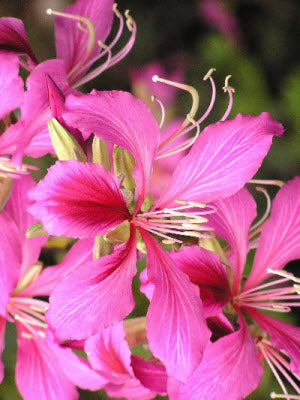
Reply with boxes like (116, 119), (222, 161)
(170, 246), (231, 317)
(156, 113), (284, 209)
(54, 0), (114, 83)
(180, 317), (263, 400)
(0, 18), (37, 66)
(0, 54), (23, 120)
(64, 91), (160, 209)
(131, 355), (168, 394)
(20, 238), (94, 297)
(209, 188), (256, 294)
(47, 232), (137, 340)
(29, 160), (130, 238)
(47, 331), (106, 391)
(245, 176), (300, 289)
(0, 317), (6, 383)
(16, 325), (78, 400)
(4, 175), (48, 276)
(141, 230), (211, 382)
(246, 308), (300, 376)
(85, 322), (131, 384)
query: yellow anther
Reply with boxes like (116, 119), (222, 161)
(223, 75), (235, 93)
(113, 3), (121, 17)
(125, 9), (133, 31)
(21, 332), (33, 339)
(98, 39), (108, 49)
(203, 68), (216, 81)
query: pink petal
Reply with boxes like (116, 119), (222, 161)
(139, 268), (154, 300)
(54, 0), (114, 83)
(4, 175), (48, 276)
(29, 160), (130, 238)
(0, 18), (37, 66)
(64, 91), (160, 210)
(131, 355), (168, 394)
(0, 211), (22, 316)
(156, 113), (284, 209)
(170, 246), (231, 317)
(209, 188), (256, 294)
(246, 308), (300, 376)
(16, 325), (78, 400)
(47, 231), (137, 340)
(0, 54), (23, 120)
(105, 378), (155, 400)
(47, 331), (106, 391)
(20, 238), (94, 297)
(245, 176), (300, 289)
(11, 60), (72, 162)
(0, 317), (6, 383)
(85, 322), (132, 384)
(141, 230), (211, 382)
(180, 317), (263, 400)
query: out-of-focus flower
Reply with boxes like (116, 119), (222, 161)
(168, 177), (300, 399)
(29, 72), (283, 382)
(198, 0), (241, 43)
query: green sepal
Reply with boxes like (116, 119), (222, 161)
(48, 118), (87, 162)
(113, 146), (136, 190)
(93, 235), (113, 259)
(92, 137), (111, 171)
(104, 220), (130, 244)
(26, 221), (48, 238)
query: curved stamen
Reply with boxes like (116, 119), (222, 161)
(267, 269), (300, 284)
(155, 115), (200, 160)
(153, 75), (199, 150)
(151, 95), (165, 128)
(250, 186), (271, 232)
(47, 8), (95, 84)
(74, 8), (136, 87)
(220, 75), (235, 121)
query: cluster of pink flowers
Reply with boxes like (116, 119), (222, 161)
(0, 0), (299, 399)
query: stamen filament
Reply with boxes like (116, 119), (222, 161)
(154, 76), (199, 150)
(271, 394), (300, 399)
(248, 179), (285, 187)
(259, 344), (289, 397)
(221, 75), (235, 121)
(267, 269), (300, 284)
(151, 95), (165, 128)
(47, 9), (95, 84)
(250, 186), (271, 232)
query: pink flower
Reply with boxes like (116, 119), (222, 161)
(0, 0), (136, 161)
(0, 175), (106, 399)
(29, 78), (283, 381)
(169, 177), (300, 399)
(198, 0), (241, 42)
